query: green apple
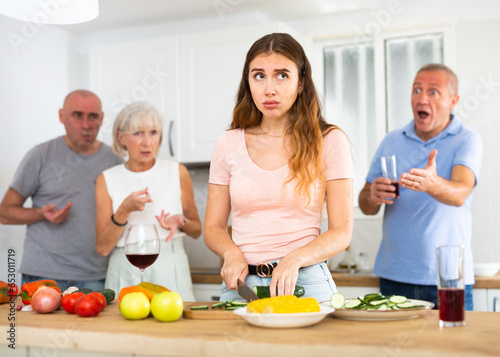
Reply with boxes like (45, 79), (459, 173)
(151, 291), (183, 322)
(120, 292), (150, 320)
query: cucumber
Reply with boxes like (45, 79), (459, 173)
(72, 288), (93, 295)
(99, 289), (116, 304)
(229, 301), (248, 307)
(252, 285), (305, 299)
(329, 292), (346, 309)
(389, 295), (407, 304)
(190, 305), (209, 310)
(211, 301), (226, 308)
(396, 302), (416, 308)
(341, 293), (426, 311)
(370, 299), (389, 306)
(344, 299), (362, 308)
(364, 293), (383, 301)
(224, 306), (241, 310)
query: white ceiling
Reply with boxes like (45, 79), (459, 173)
(61, 0), (383, 34)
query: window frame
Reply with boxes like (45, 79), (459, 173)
(313, 25), (454, 219)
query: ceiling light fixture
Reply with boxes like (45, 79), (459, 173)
(0, 0), (99, 25)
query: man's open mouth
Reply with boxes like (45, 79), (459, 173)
(418, 110), (430, 120)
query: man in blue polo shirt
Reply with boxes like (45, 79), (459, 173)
(358, 63), (482, 310)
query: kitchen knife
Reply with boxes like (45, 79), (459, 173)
(237, 279), (259, 302)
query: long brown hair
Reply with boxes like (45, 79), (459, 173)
(231, 33), (337, 206)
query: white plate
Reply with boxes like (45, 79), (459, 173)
(326, 299), (434, 321)
(232, 305), (334, 328)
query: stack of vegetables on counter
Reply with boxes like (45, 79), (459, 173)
(18, 280), (62, 314)
(4, 279), (184, 323)
(61, 287), (115, 317)
(4, 279), (116, 317)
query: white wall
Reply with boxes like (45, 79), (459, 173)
(0, 17), (76, 282)
(1, 1), (499, 279)
(455, 18), (500, 263)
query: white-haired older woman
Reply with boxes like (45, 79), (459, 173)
(95, 102), (201, 300)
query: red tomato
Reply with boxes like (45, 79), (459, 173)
(75, 294), (101, 317)
(8, 283), (18, 300)
(88, 292), (107, 312)
(61, 292), (85, 314)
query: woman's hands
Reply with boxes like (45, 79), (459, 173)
(155, 210), (186, 241)
(268, 255), (301, 297)
(220, 248), (248, 290)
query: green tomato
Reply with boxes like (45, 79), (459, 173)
(151, 291), (183, 322)
(120, 292), (150, 320)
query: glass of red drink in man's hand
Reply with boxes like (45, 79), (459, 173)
(380, 155), (400, 199)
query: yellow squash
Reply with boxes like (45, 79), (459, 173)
(247, 295), (320, 313)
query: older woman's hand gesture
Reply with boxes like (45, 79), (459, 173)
(121, 188), (153, 213)
(155, 209), (186, 242)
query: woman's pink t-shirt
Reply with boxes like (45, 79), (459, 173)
(209, 128), (353, 265)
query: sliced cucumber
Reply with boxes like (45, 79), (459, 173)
(190, 305), (209, 310)
(396, 302), (416, 308)
(370, 299), (389, 306)
(341, 293), (420, 311)
(230, 301), (248, 307)
(389, 295), (408, 304)
(211, 301), (226, 308)
(364, 293), (383, 302)
(330, 292), (346, 309)
(224, 306), (241, 310)
(344, 299), (363, 308)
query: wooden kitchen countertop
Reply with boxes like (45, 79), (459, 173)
(1, 298), (499, 357)
(191, 268), (500, 289)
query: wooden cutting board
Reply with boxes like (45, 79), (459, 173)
(183, 301), (243, 320)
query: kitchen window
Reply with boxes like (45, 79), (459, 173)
(314, 28), (450, 214)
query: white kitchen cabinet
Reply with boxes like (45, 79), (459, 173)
(89, 35), (180, 160)
(473, 289), (488, 311)
(178, 23), (308, 163)
(336, 286), (380, 299)
(472, 288), (500, 312)
(487, 289), (500, 312)
(89, 24), (308, 163)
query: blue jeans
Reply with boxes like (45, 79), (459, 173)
(379, 277), (473, 311)
(22, 274), (105, 292)
(220, 261), (336, 303)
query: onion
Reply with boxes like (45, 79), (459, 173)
(31, 286), (62, 314)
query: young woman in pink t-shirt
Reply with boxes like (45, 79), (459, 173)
(204, 33), (353, 303)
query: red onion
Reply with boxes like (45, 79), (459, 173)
(31, 286), (62, 314)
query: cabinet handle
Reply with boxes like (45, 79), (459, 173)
(168, 120), (174, 157)
(494, 297), (499, 312)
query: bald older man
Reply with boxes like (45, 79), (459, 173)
(0, 90), (122, 291)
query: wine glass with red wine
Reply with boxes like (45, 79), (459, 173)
(124, 223), (160, 282)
